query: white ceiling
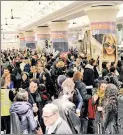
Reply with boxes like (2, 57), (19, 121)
(1, 1), (123, 33)
(1, 1), (73, 31)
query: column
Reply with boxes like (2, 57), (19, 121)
(49, 21), (69, 53)
(18, 33), (25, 50)
(85, 6), (119, 64)
(35, 26), (50, 54)
(23, 31), (36, 50)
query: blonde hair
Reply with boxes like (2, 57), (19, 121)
(103, 34), (117, 59)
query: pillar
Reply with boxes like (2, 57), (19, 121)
(18, 33), (25, 50)
(85, 6), (119, 64)
(23, 31), (36, 50)
(34, 26), (50, 54)
(49, 21), (69, 53)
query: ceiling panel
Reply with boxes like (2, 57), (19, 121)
(1, 1), (73, 32)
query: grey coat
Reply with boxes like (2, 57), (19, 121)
(75, 80), (91, 101)
(46, 118), (72, 134)
(52, 98), (81, 134)
(10, 101), (37, 134)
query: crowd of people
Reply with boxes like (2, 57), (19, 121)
(1, 48), (123, 134)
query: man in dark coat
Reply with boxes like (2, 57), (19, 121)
(26, 79), (45, 133)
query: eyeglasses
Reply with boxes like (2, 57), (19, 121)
(42, 113), (55, 119)
(104, 43), (116, 49)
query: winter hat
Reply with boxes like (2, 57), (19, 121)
(57, 75), (67, 87)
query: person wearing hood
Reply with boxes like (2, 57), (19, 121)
(10, 89), (37, 134)
(83, 58), (95, 96)
(57, 75), (67, 95)
(20, 72), (29, 89)
(52, 95), (82, 134)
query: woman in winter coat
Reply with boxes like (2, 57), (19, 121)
(10, 89), (37, 134)
(92, 80), (108, 134)
(20, 72), (29, 89)
(40, 72), (55, 98)
(102, 84), (119, 134)
(73, 71), (91, 118)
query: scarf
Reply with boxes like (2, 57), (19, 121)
(96, 89), (105, 105)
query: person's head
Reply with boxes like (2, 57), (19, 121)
(89, 58), (95, 66)
(76, 58), (81, 65)
(57, 75), (67, 87)
(5, 74), (11, 83)
(42, 104), (60, 127)
(31, 66), (37, 73)
(3, 67), (10, 77)
(66, 70), (74, 78)
(110, 66), (116, 73)
(14, 88), (28, 101)
(103, 34), (116, 56)
(29, 79), (39, 93)
(22, 72), (28, 81)
(117, 60), (122, 67)
(106, 62), (111, 70)
(73, 71), (83, 81)
(98, 80), (108, 93)
(37, 60), (42, 67)
(105, 84), (118, 98)
(62, 78), (75, 98)
(37, 65), (44, 73)
(111, 62), (115, 67)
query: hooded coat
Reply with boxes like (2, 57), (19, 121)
(10, 102), (37, 134)
(52, 97), (81, 134)
(83, 64), (94, 86)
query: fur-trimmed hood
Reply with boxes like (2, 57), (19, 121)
(85, 64), (93, 70)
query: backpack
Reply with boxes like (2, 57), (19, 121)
(16, 72), (22, 80)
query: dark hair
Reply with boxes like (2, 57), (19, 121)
(30, 78), (39, 86)
(89, 58), (95, 66)
(102, 62), (107, 69)
(117, 60), (122, 67)
(67, 70), (74, 78)
(110, 66), (116, 73)
(14, 89), (28, 101)
(111, 62), (115, 67)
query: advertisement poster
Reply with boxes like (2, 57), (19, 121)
(20, 38), (26, 50)
(91, 21), (117, 62)
(51, 31), (68, 52)
(25, 36), (36, 50)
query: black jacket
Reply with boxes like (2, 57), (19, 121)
(83, 64), (94, 86)
(20, 79), (29, 89)
(75, 80), (91, 101)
